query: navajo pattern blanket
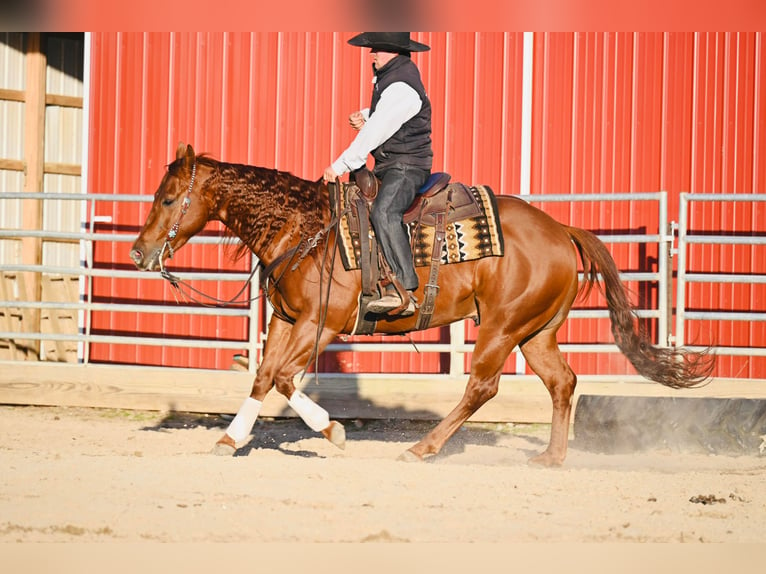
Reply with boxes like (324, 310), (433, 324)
(336, 183), (505, 271)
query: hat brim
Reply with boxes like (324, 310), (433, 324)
(348, 33), (430, 53)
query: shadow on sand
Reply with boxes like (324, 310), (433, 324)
(138, 334), (552, 461)
(140, 410), (550, 462)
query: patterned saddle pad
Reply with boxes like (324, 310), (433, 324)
(336, 182), (505, 271)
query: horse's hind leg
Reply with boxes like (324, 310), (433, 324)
(519, 327), (577, 467)
(400, 372), (503, 462)
(401, 324), (513, 461)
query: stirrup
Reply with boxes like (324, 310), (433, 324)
(367, 291), (417, 316)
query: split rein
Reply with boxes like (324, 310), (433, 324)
(157, 162), (341, 310)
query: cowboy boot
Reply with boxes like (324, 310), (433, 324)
(368, 286), (416, 316)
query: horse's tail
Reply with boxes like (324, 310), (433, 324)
(566, 226), (714, 389)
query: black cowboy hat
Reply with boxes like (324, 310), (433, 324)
(347, 32), (430, 53)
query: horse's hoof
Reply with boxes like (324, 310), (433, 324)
(528, 452), (564, 468)
(211, 442), (236, 456)
(322, 420), (346, 450)
(397, 449), (422, 463)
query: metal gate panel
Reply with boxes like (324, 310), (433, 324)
(523, 32), (765, 379)
(676, 194), (766, 379)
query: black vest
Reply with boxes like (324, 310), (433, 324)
(369, 55), (433, 172)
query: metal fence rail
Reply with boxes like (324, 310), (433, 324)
(0, 191), (263, 369)
(1, 190), (670, 374)
(675, 193), (766, 357)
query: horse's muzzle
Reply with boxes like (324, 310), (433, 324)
(129, 248), (144, 267)
(129, 247), (161, 271)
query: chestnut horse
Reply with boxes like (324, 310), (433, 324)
(130, 143), (712, 466)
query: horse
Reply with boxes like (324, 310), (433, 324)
(130, 142), (713, 466)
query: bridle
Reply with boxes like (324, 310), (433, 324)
(157, 159), (262, 306)
(155, 163), (340, 315)
(158, 161), (196, 272)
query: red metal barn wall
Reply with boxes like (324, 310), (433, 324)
(87, 32), (765, 378)
(527, 33), (765, 379)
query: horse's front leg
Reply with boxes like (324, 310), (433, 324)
(212, 315), (344, 455)
(210, 317), (292, 455)
(270, 319), (347, 450)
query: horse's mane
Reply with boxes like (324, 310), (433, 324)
(173, 154), (330, 262)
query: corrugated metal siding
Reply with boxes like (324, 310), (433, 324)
(0, 33), (26, 265)
(43, 34), (84, 268)
(0, 33), (84, 362)
(530, 32), (765, 379)
(685, 32), (765, 379)
(87, 32), (764, 377)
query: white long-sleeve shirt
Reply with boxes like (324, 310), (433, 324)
(331, 81), (423, 176)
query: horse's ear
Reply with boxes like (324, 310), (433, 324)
(183, 144), (195, 166)
(175, 142), (195, 169)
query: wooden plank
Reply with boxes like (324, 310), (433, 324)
(45, 94), (83, 108)
(0, 363), (264, 414)
(0, 364), (552, 420)
(43, 162), (81, 176)
(0, 91), (82, 108)
(0, 160), (80, 176)
(0, 158), (24, 172)
(21, 33), (46, 359)
(40, 275), (79, 362)
(1, 362), (765, 423)
(0, 88), (25, 102)
(0, 273), (36, 360)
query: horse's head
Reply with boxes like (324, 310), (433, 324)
(130, 142), (211, 271)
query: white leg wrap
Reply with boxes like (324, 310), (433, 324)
(226, 397), (263, 442)
(288, 390), (330, 432)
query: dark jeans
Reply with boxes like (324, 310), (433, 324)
(370, 164), (429, 292)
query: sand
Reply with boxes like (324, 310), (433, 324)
(1, 404), (765, 543)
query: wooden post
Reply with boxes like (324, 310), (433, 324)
(22, 32), (46, 359)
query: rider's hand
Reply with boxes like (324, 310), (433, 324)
(349, 111), (365, 130)
(322, 166), (339, 183)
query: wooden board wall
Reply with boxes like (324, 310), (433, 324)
(0, 274), (78, 362)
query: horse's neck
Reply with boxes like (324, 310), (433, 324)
(214, 163), (315, 264)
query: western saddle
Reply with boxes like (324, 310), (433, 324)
(337, 168), (483, 333)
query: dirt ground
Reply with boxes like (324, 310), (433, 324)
(1, 404), (765, 543)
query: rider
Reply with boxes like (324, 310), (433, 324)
(323, 32), (433, 316)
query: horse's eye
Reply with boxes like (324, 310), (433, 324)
(162, 198), (175, 207)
